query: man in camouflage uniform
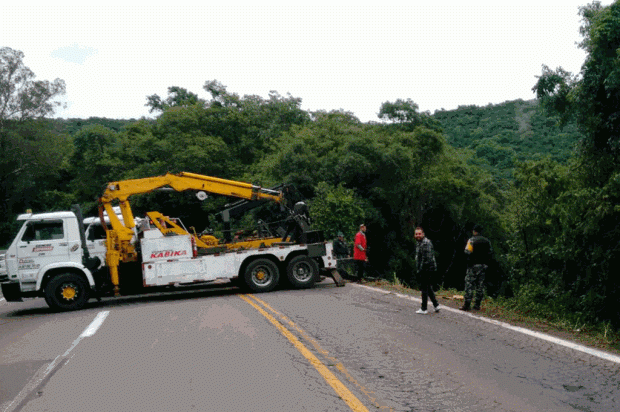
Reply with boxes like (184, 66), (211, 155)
(333, 232), (351, 277)
(461, 224), (493, 311)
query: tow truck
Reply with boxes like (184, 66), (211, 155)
(0, 172), (344, 311)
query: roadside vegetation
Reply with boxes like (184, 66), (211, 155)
(1, 2), (620, 343)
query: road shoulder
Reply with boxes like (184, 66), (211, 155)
(354, 278), (620, 358)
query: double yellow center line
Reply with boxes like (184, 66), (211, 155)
(240, 294), (369, 412)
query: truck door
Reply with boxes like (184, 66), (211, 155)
(85, 221), (107, 266)
(16, 220), (70, 283)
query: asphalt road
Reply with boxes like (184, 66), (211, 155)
(1, 280), (618, 411)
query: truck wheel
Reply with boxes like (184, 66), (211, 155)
(244, 259), (280, 293)
(286, 256), (319, 289)
(44, 273), (91, 311)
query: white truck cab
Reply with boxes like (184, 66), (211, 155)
(1, 211), (97, 306)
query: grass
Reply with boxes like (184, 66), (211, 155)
(361, 277), (620, 356)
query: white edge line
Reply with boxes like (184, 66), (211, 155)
(0, 298), (5, 302)
(2, 310), (110, 412)
(355, 283), (620, 365)
(80, 311), (110, 338)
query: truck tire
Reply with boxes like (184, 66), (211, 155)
(244, 258), (280, 293)
(44, 273), (91, 311)
(286, 256), (319, 289)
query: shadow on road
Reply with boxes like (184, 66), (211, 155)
(1, 278), (342, 319)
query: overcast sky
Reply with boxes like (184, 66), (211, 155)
(2, 2), (611, 123)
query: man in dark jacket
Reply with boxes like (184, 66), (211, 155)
(461, 224), (493, 311)
(415, 227), (440, 314)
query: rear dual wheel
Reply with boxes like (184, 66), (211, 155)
(286, 256), (319, 289)
(244, 259), (280, 293)
(242, 256), (319, 292)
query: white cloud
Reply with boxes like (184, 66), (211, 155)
(51, 44), (98, 65)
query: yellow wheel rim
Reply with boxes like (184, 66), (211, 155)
(61, 285), (77, 300)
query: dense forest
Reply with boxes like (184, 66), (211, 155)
(1, 1), (619, 330)
(435, 99), (582, 182)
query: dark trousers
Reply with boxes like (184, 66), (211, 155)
(355, 259), (366, 279)
(336, 256), (351, 278)
(420, 270), (438, 310)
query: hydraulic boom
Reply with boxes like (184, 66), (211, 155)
(99, 172), (284, 295)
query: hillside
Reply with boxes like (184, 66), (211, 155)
(433, 99), (583, 180)
(53, 101), (582, 184)
(54, 117), (140, 135)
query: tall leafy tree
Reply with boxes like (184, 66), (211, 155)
(0, 47), (66, 126)
(522, 1), (620, 326)
(68, 124), (127, 208)
(145, 86), (204, 114)
(378, 98), (442, 132)
(0, 47), (68, 242)
(533, 2), (620, 174)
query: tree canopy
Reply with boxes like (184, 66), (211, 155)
(0, 47), (69, 240)
(515, 0), (620, 326)
(0, 47), (66, 126)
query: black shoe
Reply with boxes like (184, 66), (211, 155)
(459, 305), (470, 311)
(473, 306), (481, 310)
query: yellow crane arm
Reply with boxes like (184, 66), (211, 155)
(101, 172), (283, 203)
(98, 172), (284, 295)
(101, 172), (282, 234)
(101, 172), (283, 229)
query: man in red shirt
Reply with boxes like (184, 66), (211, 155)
(354, 224), (368, 281)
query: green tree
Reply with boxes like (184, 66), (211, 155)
(310, 182), (376, 240)
(145, 86), (204, 114)
(0, 47), (66, 127)
(533, 2), (620, 168)
(523, 1), (620, 326)
(0, 48), (68, 242)
(255, 110), (503, 286)
(378, 98), (442, 132)
(68, 124), (126, 209)
(203, 80), (241, 108)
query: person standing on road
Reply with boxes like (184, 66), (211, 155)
(334, 231), (351, 277)
(353, 224), (368, 282)
(461, 224), (493, 311)
(414, 227), (440, 314)
(334, 232), (349, 259)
